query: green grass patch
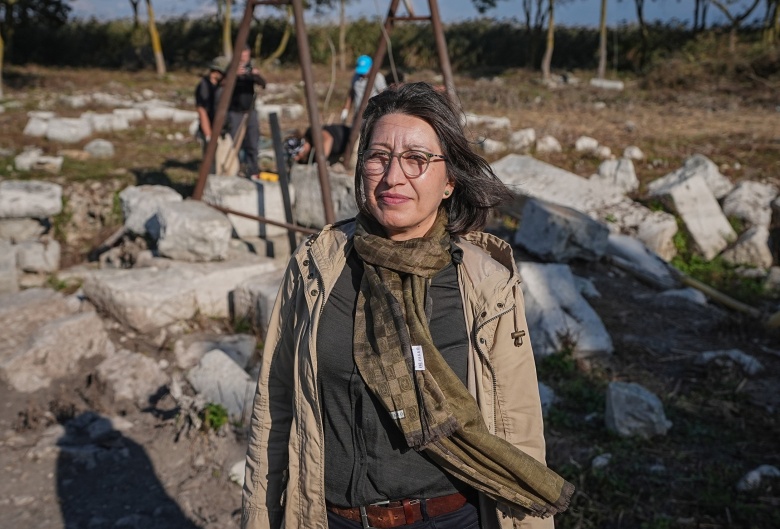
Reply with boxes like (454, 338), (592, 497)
(200, 403), (229, 432)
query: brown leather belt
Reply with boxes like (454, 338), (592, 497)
(326, 492), (468, 529)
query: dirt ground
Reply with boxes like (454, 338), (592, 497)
(1, 64), (779, 529)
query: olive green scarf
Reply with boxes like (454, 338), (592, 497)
(352, 211), (574, 518)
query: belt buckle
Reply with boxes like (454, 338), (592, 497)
(358, 506), (378, 529)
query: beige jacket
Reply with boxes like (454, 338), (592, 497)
(242, 220), (554, 529)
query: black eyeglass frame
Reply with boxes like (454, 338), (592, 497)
(359, 149), (447, 179)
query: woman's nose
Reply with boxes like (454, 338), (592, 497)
(383, 154), (406, 185)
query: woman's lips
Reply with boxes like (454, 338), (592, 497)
(378, 193), (410, 205)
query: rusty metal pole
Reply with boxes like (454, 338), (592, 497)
(290, 0), (336, 225)
(192, 1), (258, 201)
(343, 0), (402, 168)
(428, 0), (456, 101)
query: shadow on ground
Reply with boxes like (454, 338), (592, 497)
(56, 412), (200, 529)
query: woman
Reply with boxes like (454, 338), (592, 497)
(242, 82), (572, 529)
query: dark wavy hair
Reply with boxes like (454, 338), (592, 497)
(354, 82), (511, 235)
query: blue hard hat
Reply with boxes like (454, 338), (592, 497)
(355, 55), (372, 75)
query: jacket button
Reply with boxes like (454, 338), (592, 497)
(479, 337), (486, 344)
(497, 302), (504, 308)
(310, 289), (318, 296)
(481, 311), (487, 318)
(303, 259), (309, 266)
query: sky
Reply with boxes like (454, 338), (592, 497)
(69, 0), (763, 28)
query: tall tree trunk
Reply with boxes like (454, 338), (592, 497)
(635, 0), (649, 70)
(541, 0), (554, 81)
(145, 0), (166, 75)
(261, 6), (293, 68)
(597, 0), (607, 79)
(129, 0), (140, 28)
(0, 32), (4, 100)
(223, 0), (233, 57)
(764, 0), (779, 44)
(338, 0), (346, 71)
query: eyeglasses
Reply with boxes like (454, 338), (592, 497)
(360, 149), (446, 180)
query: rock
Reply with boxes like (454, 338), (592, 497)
(1, 310), (112, 392)
(514, 198), (610, 262)
(589, 78), (624, 90)
(174, 333), (257, 370)
(0, 218), (46, 243)
(0, 180), (63, 218)
(0, 241), (18, 293)
(606, 234), (678, 289)
(648, 154), (734, 200)
(605, 381), (672, 439)
(656, 175), (736, 260)
(518, 262), (613, 358)
(493, 155), (624, 217)
(113, 108), (145, 122)
(95, 349), (169, 408)
(85, 113), (130, 132)
(721, 181), (778, 229)
(119, 185), (183, 237)
(92, 92), (133, 107)
(156, 200), (233, 262)
(45, 117), (93, 143)
(82, 267), (199, 333)
(463, 113), (511, 130)
(23, 117), (49, 137)
(82, 257), (282, 332)
(171, 109), (199, 123)
(15, 239), (61, 273)
(535, 135), (562, 153)
(721, 226), (773, 270)
(229, 460), (246, 486)
(736, 465), (780, 491)
(28, 111), (56, 120)
(591, 453), (612, 469)
(185, 257), (283, 317)
(231, 268), (287, 335)
(187, 349), (255, 419)
(478, 138), (507, 155)
(86, 415), (134, 442)
(32, 155), (64, 174)
(14, 148), (44, 171)
(60, 94), (92, 108)
(696, 349), (764, 376)
(764, 266), (780, 294)
(144, 106), (176, 120)
(594, 145), (612, 160)
(203, 175), (295, 238)
(623, 146), (645, 161)
(574, 275), (601, 298)
(508, 128), (536, 152)
(290, 164), (358, 228)
(84, 139), (115, 159)
(575, 136), (599, 154)
(591, 158), (638, 195)
(659, 288), (708, 305)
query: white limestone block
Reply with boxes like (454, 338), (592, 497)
(648, 154), (734, 200)
(156, 201), (233, 262)
(46, 117), (93, 143)
(518, 261), (613, 358)
(721, 180), (778, 229)
(535, 135), (562, 153)
(119, 185), (183, 237)
(0, 180), (63, 218)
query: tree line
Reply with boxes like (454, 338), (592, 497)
(0, 0), (778, 97)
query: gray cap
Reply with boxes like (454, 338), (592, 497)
(209, 56), (230, 74)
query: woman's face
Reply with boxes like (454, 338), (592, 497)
(362, 113), (453, 241)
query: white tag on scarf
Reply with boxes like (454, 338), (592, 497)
(389, 410), (405, 420)
(412, 345), (425, 371)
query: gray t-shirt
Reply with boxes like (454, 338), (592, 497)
(350, 72), (388, 114)
(317, 250), (471, 507)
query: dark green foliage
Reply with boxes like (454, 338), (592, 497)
(200, 403), (229, 431)
(3, 14), (776, 82)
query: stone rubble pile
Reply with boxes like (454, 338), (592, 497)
(0, 180), (64, 293)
